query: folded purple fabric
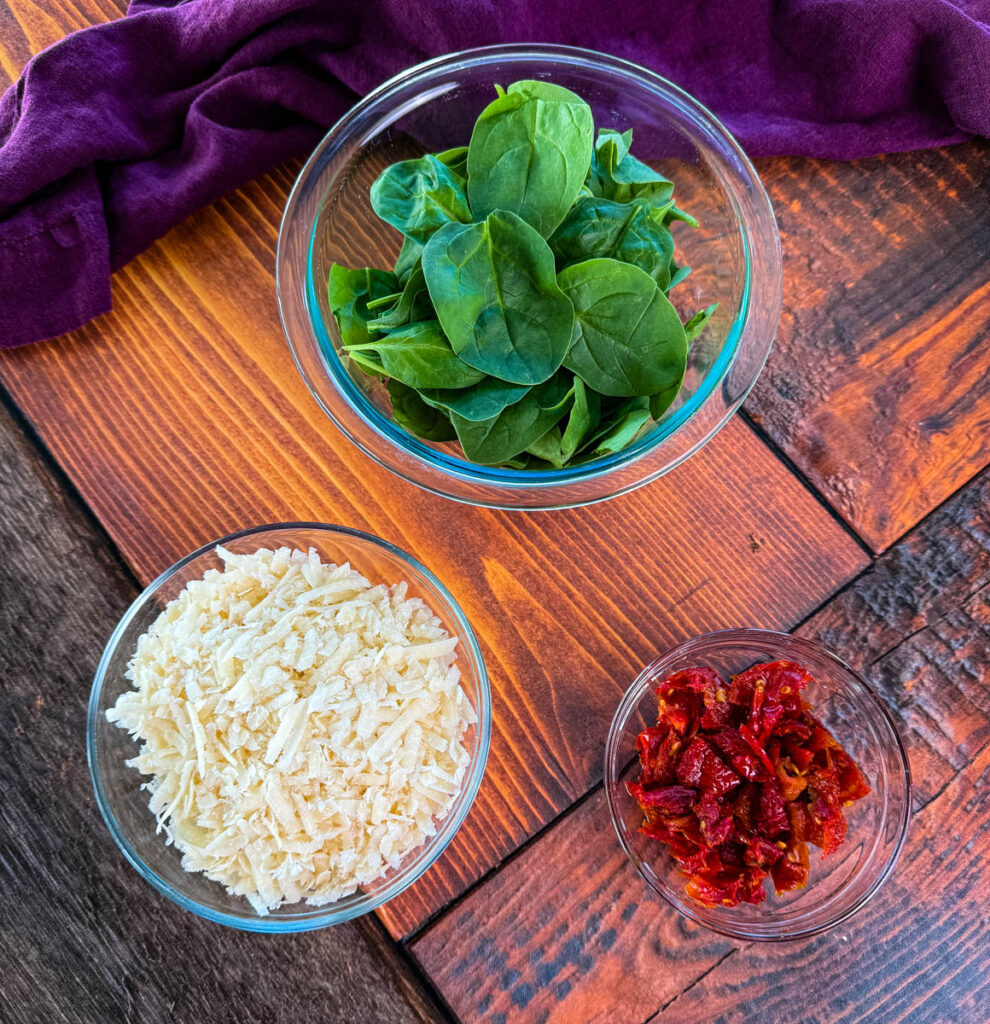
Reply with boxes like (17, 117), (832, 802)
(2, 0), (989, 348)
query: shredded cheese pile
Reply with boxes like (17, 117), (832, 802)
(107, 545), (476, 914)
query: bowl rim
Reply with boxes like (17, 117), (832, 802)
(277, 44), (781, 504)
(603, 627), (912, 941)
(87, 521), (492, 932)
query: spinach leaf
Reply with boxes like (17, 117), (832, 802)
(666, 262), (692, 292)
(388, 379), (457, 441)
(549, 196), (675, 289)
(367, 263), (434, 332)
(646, 304), (715, 422)
(451, 373), (572, 464)
(525, 425), (565, 468)
(579, 396), (653, 458)
(346, 320), (485, 390)
(648, 368), (685, 420)
(370, 154), (472, 245)
(559, 258), (688, 397)
(467, 80), (594, 237)
(394, 237), (423, 284)
(587, 128), (675, 209)
(347, 349), (387, 378)
(664, 204), (699, 228)
(327, 264), (399, 347)
(560, 376), (601, 463)
(436, 146), (469, 178)
(423, 210), (574, 385)
(684, 302), (718, 343)
(420, 376), (530, 421)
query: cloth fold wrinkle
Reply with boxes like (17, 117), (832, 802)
(1, 0), (989, 348)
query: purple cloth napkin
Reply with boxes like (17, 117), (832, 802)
(2, 0), (989, 349)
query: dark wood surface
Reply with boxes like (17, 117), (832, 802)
(411, 469), (990, 1024)
(2, 1), (989, 1022)
(750, 143), (990, 551)
(0, 397), (446, 1024)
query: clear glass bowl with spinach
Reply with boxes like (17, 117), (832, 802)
(278, 46), (781, 509)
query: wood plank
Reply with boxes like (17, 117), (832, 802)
(659, 739), (990, 1024)
(748, 142), (990, 551)
(0, 0), (124, 88)
(0, 153), (866, 937)
(0, 399), (444, 1024)
(798, 468), (990, 807)
(411, 469), (990, 1022)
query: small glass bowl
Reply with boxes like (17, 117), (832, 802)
(277, 44), (782, 510)
(604, 629), (911, 941)
(87, 523), (490, 932)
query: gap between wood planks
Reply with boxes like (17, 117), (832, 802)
(2, 366), (982, 1015)
(404, 466), (989, 950)
(740, 410), (875, 560)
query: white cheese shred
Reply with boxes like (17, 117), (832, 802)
(107, 545), (476, 914)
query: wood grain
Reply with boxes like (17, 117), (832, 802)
(660, 742), (990, 1024)
(749, 143), (990, 551)
(0, 162), (866, 938)
(0, 398), (444, 1024)
(411, 468), (990, 1023)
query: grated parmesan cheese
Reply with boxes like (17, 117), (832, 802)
(107, 545), (476, 915)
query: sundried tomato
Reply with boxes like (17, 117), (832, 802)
(628, 659), (870, 908)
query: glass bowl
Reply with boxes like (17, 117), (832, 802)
(87, 523), (491, 932)
(604, 629), (911, 941)
(277, 44), (782, 509)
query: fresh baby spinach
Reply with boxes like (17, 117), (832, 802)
(370, 154), (472, 244)
(328, 80), (716, 470)
(423, 210), (574, 385)
(467, 80), (594, 237)
(587, 128), (675, 209)
(345, 320), (486, 390)
(684, 303), (718, 343)
(451, 373), (572, 464)
(549, 196), (676, 288)
(327, 265), (399, 347)
(388, 379), (457, 441)
(559, 258), (688, 398)
(394, 237), (423, 284)
(366, 263), (433, 332)
(419, 377), (531, 421)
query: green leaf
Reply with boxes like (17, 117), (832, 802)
(436, 146), (469, 178)
(549, 196), (675, 289)
(648, 368), (685, 420)
(423, 210), (575, 386)
(370, 154), (472, 245)
(666, 262), (692, 292)
(388, 379), (456, 441)
(587, 128), (675, 209)
(525, 425), (565, 468)
(684, 303), (718, 343)
(347, 349), (387, 378)
(559, 376), (601, 463)
(419, 377), (530, 422)
(664, 204), (699, 228)
(558, 258), (688, 398)
(451, 373), (572, 464)
(367, 263), (434, 332)
(346, 320), (485, 391)
(327, 264), (399, 347)
(394, 237), (423, 284)
(467, 80), (594, 237)
(579, 396), (653, 458)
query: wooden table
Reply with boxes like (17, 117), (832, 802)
(2, 5), (989, 1023)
